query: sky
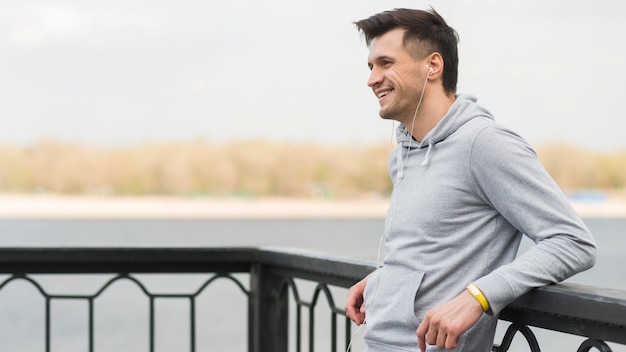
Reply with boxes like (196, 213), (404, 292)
(1, 0), (624, 151)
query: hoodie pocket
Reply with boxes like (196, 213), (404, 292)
(362, 269), (381, 309)
(363, 266), (425, 329)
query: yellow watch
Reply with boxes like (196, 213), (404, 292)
(466, 284), (490, 312)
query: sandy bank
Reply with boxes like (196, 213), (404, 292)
(0, 195), (390, 219)
(0, 195), (623, 219)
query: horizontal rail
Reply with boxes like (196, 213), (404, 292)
(0, 246), (624, 348)
(0, 246), (258, 274)
(500, 282), (626, 344)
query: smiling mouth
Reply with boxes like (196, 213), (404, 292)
(377, 89), (393, 99)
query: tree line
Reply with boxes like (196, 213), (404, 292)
(0, 139), (623, 198)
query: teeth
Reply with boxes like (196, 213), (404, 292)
(378, 90), (390, 98)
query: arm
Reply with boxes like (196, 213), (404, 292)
(469, 126), (596, 314)
(417, 126), (596, 350)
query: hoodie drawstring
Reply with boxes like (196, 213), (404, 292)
(396, 147), (405, 179)
(397, 140), (433, 180)
(421, 142), (433, 166)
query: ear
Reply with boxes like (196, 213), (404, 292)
(425, 52), (444, 79)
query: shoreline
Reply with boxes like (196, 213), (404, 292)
(0, 194), (624, 219)
(0, 195), (390, 219)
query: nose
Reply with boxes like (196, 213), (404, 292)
(367, 67), (382, 88)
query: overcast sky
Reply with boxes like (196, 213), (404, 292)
(1, 0), (624, 151)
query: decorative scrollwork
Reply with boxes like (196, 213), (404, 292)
(280, 278), (351, 352)
(0, 272), (250, 352)
(493, 322), (540, 352)
(577, 338), (613, 352)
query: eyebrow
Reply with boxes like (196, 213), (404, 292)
(368, 55), (395, 68)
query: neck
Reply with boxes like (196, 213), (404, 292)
(403, 92), (456, 142)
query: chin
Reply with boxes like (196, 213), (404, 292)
(378, 107), (389, 119)
(378, 108), (397, 121)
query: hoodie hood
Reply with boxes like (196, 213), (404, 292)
(395, 94), (495, 177)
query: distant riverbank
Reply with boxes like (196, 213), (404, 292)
(0, 194), (624, 219)
(0, 194), (390, 219)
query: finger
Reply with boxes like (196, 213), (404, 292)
(345, 306), (364, 325)
(345, 296), (359, 315)
(436, 328), (447, 348)
(344, 305), (356, 321)
(344, 304), (352, 316)
(347, 311), (361, 324)
(426, 326), (438, 346)
(445, 332), (459, 349)
(440, 321), (460, 349)
(351, 314), (364, 325)
(416, 318), (428, 352)
(418, 335), (426, 352)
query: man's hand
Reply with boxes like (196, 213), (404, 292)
(416, 289), (484, 351)
(345, 276), (368, 325)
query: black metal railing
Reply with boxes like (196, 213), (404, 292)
(0, 246), (624, 352)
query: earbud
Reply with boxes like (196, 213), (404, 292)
(428, 67), (434, 74)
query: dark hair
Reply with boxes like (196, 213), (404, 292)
(355, 8), (459, 94)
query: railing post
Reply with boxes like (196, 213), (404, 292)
(250, 262), (289, 352)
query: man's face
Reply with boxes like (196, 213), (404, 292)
(367, 28), (427, 123)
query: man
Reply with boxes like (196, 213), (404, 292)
(344, 8), (597, 352)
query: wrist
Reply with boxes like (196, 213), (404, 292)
(466, 283), (490, 313)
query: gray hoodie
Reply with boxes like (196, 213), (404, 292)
(362, 94), (596, 351)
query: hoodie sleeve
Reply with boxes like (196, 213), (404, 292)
(468, 125), (596, 315)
